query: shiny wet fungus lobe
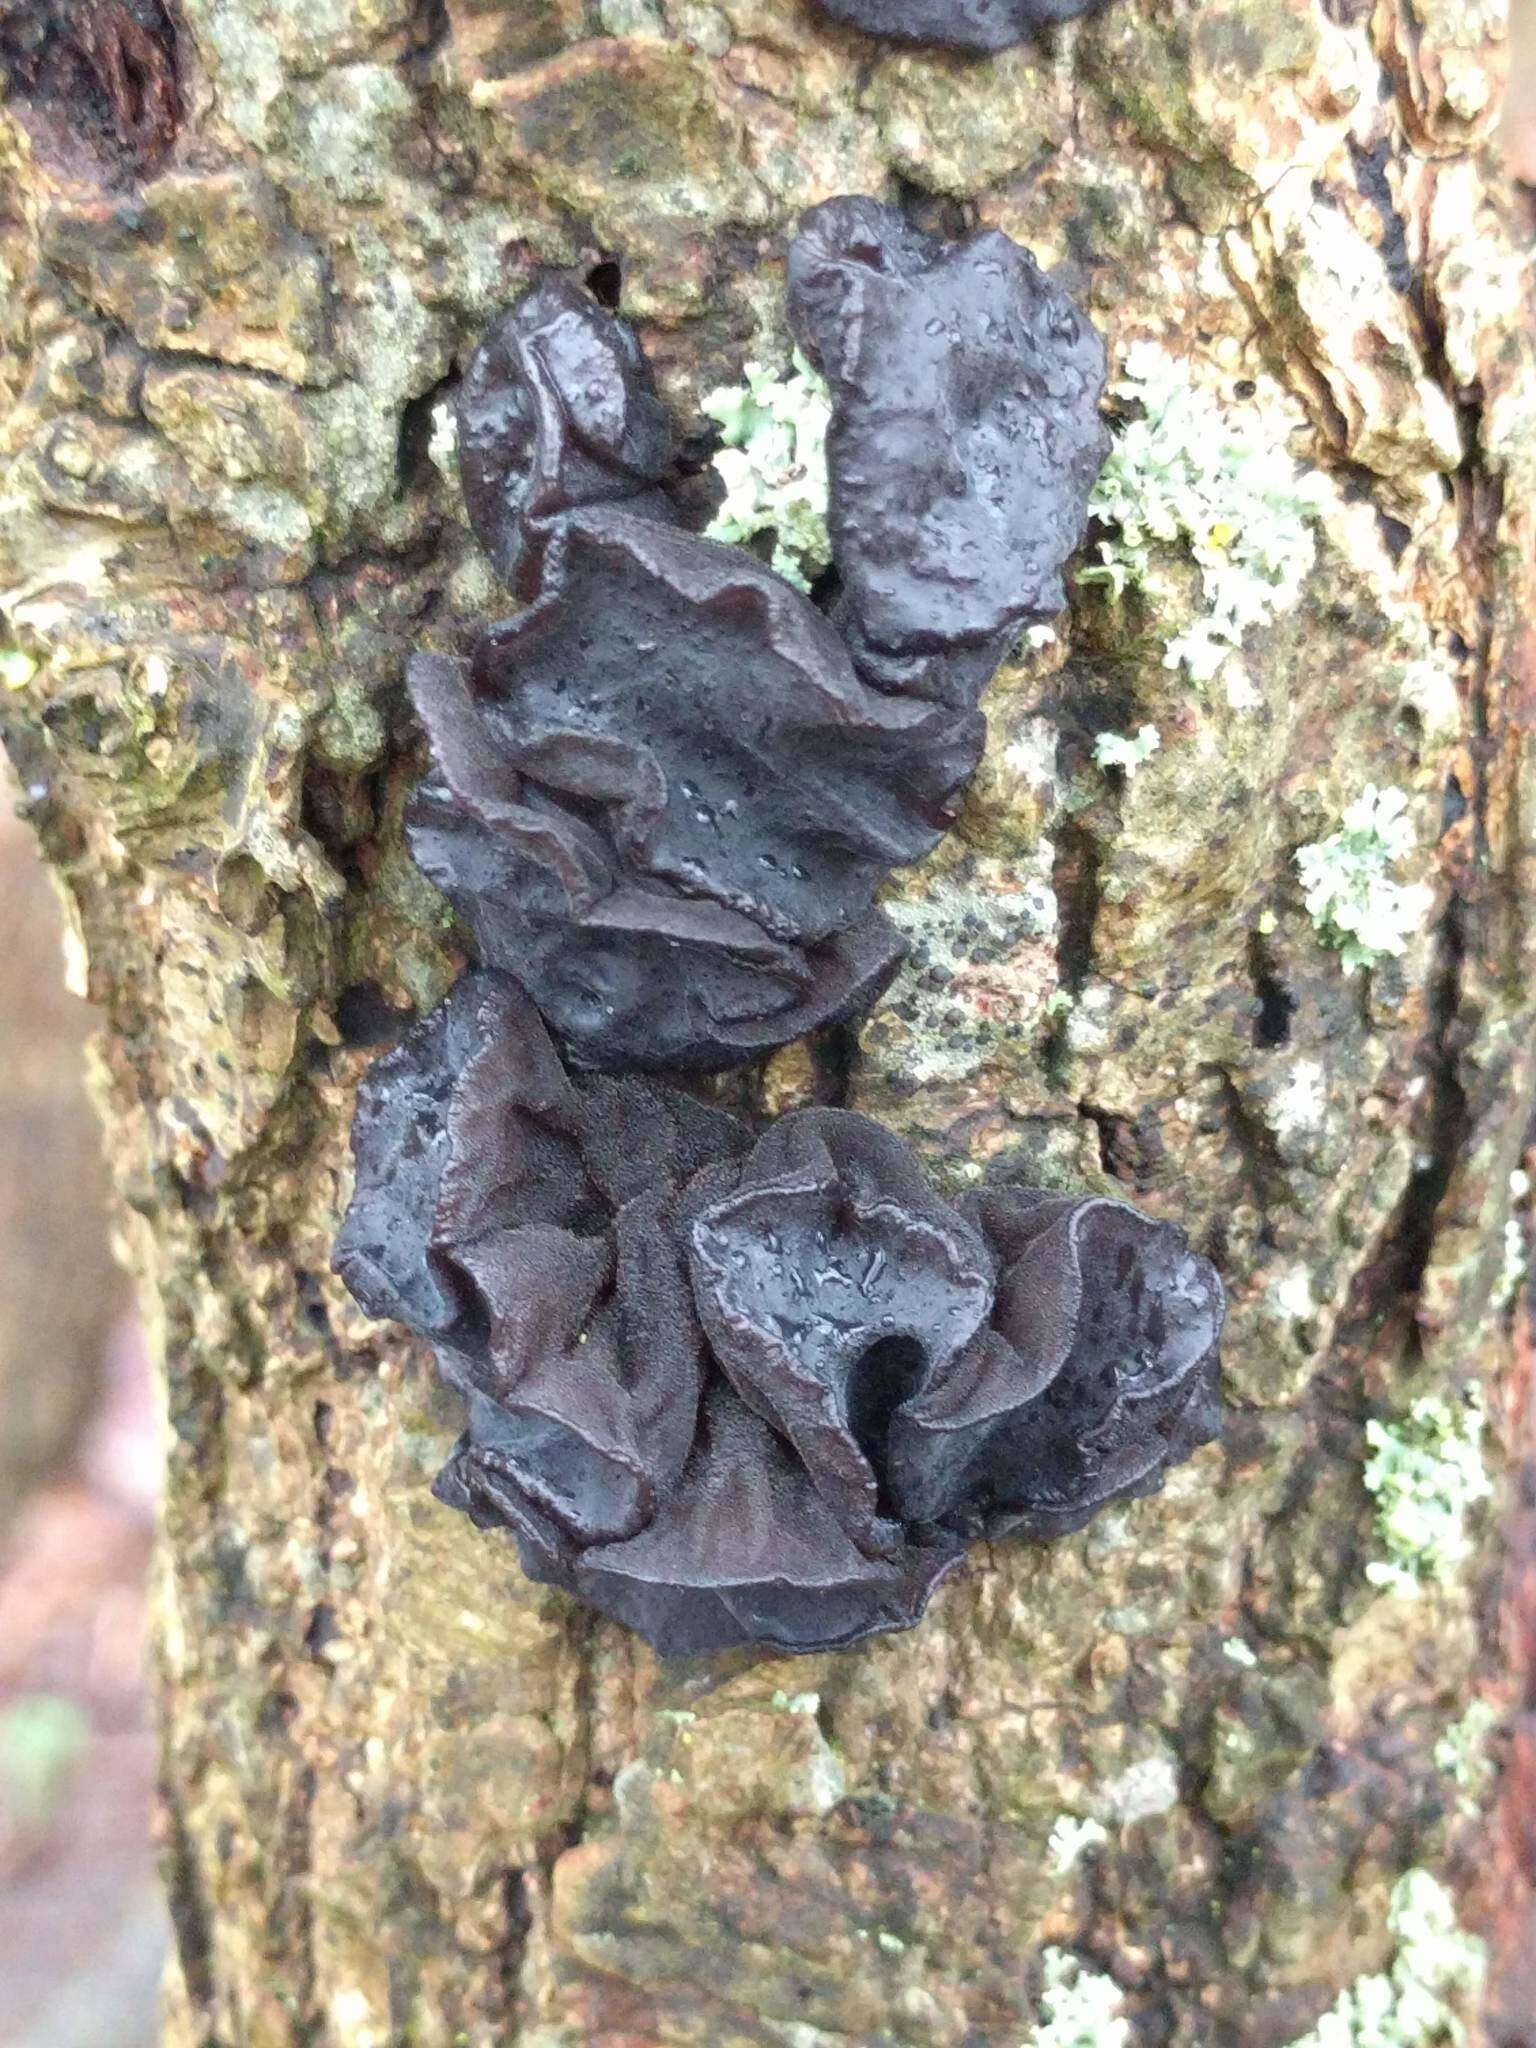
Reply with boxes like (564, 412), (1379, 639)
(788, 197), (1109, 687)
(811, 0), (1104, 55)
(405, 203), (1104, 1076)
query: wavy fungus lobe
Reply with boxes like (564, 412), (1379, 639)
(788, 197), (1111, 698)
(405, 509), (980, 1070)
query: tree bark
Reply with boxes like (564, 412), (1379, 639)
(2, 2), (1534, 2043)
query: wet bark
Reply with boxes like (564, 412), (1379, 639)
(1, 2), (1534, 2043)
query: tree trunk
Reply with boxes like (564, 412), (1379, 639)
(2, 2), (1534, 2042)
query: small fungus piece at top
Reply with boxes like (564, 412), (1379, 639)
(812, 0), (1104, 54)
(335, 974), (1225, 1657)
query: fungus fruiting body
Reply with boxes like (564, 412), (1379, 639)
(405, 513), (983, 1072)
(812, 0), (1102, 56)
(789, 197), (1110, 699)
(337, 976), (1224, 1656)
(337, 201), (1226, 1656)
(415, 205), (1107, 1074)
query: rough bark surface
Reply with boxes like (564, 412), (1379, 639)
(1, 2), (1534, 2044)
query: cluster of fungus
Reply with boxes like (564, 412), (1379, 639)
(336, 199), (1226, 1657)
(339, 975), (1224, 1655)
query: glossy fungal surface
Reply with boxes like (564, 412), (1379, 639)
(788, 197), (1110, 696)
(812, 0), (1103, 55)
(412, 201), (1103, 1072)
(404, 510), (982, 1070)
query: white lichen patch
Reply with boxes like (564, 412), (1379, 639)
(427, 396), (459, 483)
(702, 352), (832, 590)
(1026, 1950), (1130, 2048)
(1269, 1059), (1329, 1140)
(0, 646), (37, 690)
(1001, 719), (1058, 791)
(1098, 1752), (1179, 1826)
(1081, 344), (1324, 686)
(1296, 786), (1434, 973)
(1283, 1870), (1485, 2048)
(1046, 1814), (1108, 1874)
(1362, 1388), (1492, 1596)
(769, 1690), (821, 1717)
(1433, 1699), (1499, 1817)
(1497, 1168), (1529, 1310)
(1092, 722), (1161, 775)
(1059, 979), (1118, 1058)
(1267, 1265), (1319, 1326)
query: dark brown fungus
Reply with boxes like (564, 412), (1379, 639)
(337, 979), (1223, 1657)
(404, 511), (983, 1068)
(788, 197), (1110, 698)
(336, 210), (1223, 1656)
(687, 1118), (1224, 1559)
(406, 764), (908, 1074)
(686, 1112), (995, 1552)
(812, 0), (1103, 55)
(455, 279), (675, 597)
(890, 1187), (1226, 1539)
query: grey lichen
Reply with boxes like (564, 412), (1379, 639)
(1026, 1950), (1130, 2048)
(1097, 1751), (1180, 1826)
(1081, 344), (1323, 694)
(1432, 1699), (1499, 1817)
(1362, 1389), (1492, 1596)
(1092, 722), (1161, 775)
(1046, 1813), (1108, 1874)
(701, 351), (832, 590)
(1496, 1167), (1529, 1309)
(1296, 787), (1435, 973)
(1282, 1871), (1485, 2048)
